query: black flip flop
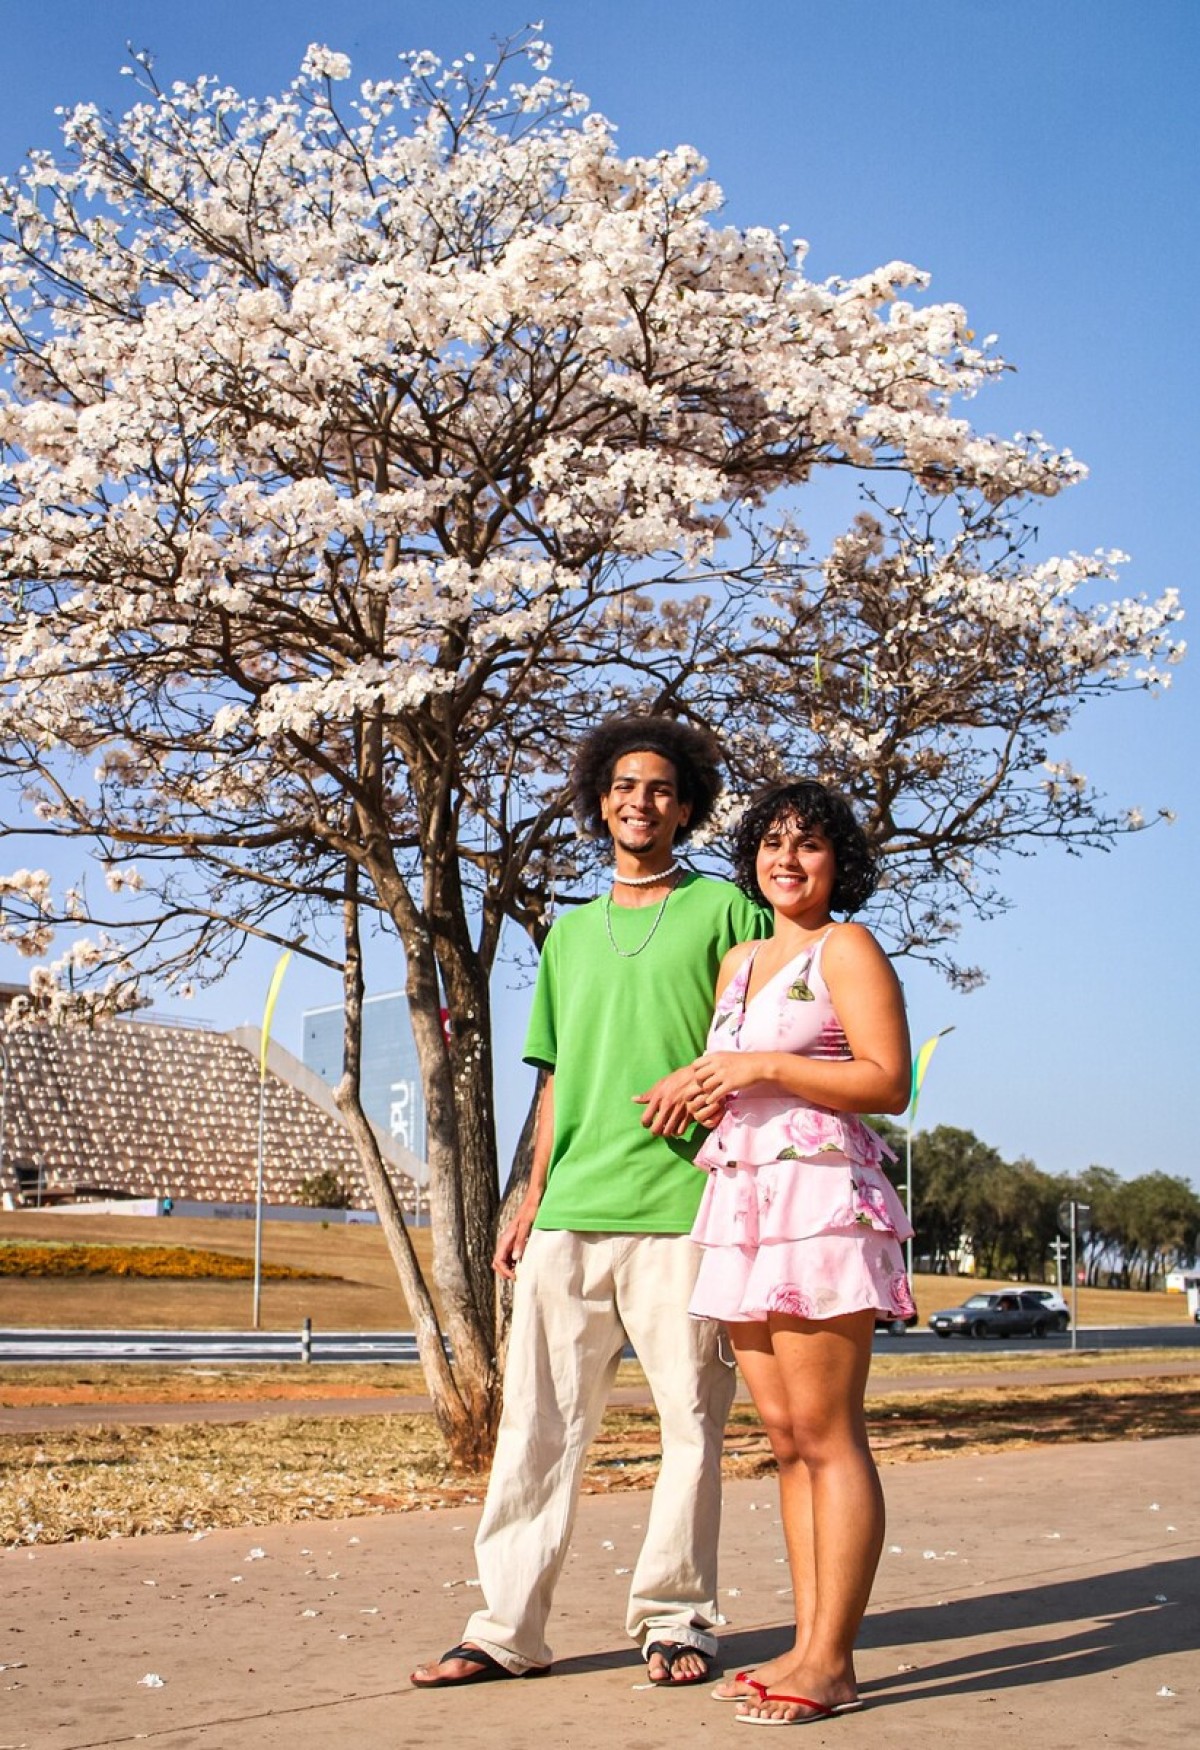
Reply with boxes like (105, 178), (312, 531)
(645, 1641), (719, 1686)
(411, 1642), (552, 1687)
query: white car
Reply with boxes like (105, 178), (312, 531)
(1019, 1287), (1070, 1331)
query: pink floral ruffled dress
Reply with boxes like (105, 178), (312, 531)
(688, 929), (916, 1325)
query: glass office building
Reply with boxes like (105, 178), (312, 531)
(302, 992), (427, 1167)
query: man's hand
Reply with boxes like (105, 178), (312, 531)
(634, 1063), (704, 1136)
(493, 1205), (537, 1279)
(687, 1089), (727, 1129)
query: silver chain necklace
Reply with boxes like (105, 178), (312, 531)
(603, 878), (678, 958)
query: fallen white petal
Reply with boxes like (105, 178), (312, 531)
(1157, 1686), (1176, 1697)
(300, 1609), (321, 1619)
(137, 1674), (165, 1689)
(246, 1548), (266, 1560)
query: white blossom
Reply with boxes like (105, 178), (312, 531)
(301, 45), (352, 83)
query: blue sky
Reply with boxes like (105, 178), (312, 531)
(1, 0), (1196, 1183)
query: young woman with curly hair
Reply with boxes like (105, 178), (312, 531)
(684, 779), (914, 1726)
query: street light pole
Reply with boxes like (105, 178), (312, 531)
(904, 1123), (914, 1285)
(252, 1074), (266, 1330)
(0, 1040), (9, 1207)
(1069, 1203), (1079, 1354)
(1058, 1198), (1091, 1355)
(253, 951), (293, 1331)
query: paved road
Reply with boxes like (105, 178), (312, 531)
(3, 1321), (1197, 1365)
(882, 1323), (1200, 1355)
(0, 1327), (422, 1364)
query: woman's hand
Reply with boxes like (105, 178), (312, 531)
(693, 1050), (767, 1103)
(636, 1061), (734, 1134)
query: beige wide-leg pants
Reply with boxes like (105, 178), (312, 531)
(462, 1228), (736, 1673)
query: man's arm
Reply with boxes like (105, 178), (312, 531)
(493, 1074), (554, 1279)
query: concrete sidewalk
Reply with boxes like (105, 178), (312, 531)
(4, 1435), (1196, 1749)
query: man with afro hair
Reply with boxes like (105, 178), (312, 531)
(414, 714), (767, 1692)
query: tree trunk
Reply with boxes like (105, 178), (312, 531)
(492, 1071), (544, 1368)
(338, 861), (499, 1468)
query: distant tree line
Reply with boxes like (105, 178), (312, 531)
(873, 1122), (1199, 1290)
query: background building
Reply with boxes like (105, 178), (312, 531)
(0, 1016), (424, 1213)
(303, 992), (428, 1169)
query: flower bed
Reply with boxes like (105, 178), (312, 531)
(0, 1240), (337, 1281)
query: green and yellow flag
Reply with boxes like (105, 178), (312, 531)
(909, 1026), (953, 1121)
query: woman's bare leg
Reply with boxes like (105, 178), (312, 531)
(737, 1308), (881, 1724)
(711, 1319), (817, 1699)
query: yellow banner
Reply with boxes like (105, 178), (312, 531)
(909, 1026), (953, 1120)
(259, 951), (293, 1081)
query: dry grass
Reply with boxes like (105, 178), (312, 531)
(0, 1211), (431, 1329)
(0, 1413), (459, 1545)
(0, 1210), (1189, 1329)
(0, 1363), (430, 1407)
(3, 1372), (1196, 1548)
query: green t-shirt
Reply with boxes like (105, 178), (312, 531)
(524, 874), (769, 1233)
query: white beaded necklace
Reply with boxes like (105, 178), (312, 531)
(612, 861), (681, 888)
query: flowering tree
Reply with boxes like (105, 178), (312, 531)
(0, 33), (1181, 1462)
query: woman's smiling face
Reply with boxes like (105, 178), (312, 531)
(755, 813), (837, 921)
